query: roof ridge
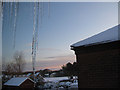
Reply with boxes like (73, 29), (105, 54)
(71, 24), (119, 48)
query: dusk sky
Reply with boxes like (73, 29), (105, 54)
(2, 2), (118, 71)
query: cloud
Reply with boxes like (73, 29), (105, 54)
(38, 48), (62, 51)
(24, 54), (76, 71)
(45, 54), (75, 60)
(36, 65), (61, 71)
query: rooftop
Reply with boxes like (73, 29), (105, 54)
(4, 77), (34, 86)
(71, 24), (119, 48)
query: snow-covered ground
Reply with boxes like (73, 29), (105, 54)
(40, 76), (78, 89)
(44, 77), (69, 83)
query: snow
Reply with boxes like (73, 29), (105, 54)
(44, 82), (57, 89)
(42, 76), (78, 89)
(27, 73), (31, 77)
(35, 72), (39, 77)
(59, 81), (71, 86)
(70, 81), (78, 88)
(71, 25), (119, 47)
(4, 77), (33, 86)
(44, 77), (69, 83)
(58, 86), (64, 89)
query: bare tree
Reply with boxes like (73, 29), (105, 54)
(13, 51), (26, 73)
(4, 62), (13, 74)
(3, 62), (16, 74)
(3, 51), (26, 75)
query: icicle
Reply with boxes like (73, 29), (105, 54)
(0, 2), (2, 17)
(42, 2), (44, 17)
(32, 2), (37, 87)
(32, 2), (36, 55)
(10, 2), (14, 32)
(10, 2), (13, 21)
(8, 2), (11, 31)
(6, 3), (9, 28)
(17, 2), (19, 16)
(32, 2), (41, 86)
(1, 2), (4, 37)
(0, 1), (3, 22)
(36, 2), (39, 50)
(40, 2), (43, 26)
(13, 2), (18, 48)
(8, 2), (11, 17)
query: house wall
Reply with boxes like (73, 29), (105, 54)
(74, 41), (120, 88)
(20, 79), (34, 88)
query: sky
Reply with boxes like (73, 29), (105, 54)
(2, 2), (118, 71)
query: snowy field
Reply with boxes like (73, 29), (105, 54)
(39, 76), (78, 90)
(44, 77), (69, 83)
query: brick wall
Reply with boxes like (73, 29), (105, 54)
(73, 41), (120, 88)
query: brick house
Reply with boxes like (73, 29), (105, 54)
(3, 77), (34, 90)
(71, 25), (120, 88)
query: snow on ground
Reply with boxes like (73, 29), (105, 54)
(69, 81), (78, 89)
(42, 76), (78, 89)
(44, 77), (69, 83)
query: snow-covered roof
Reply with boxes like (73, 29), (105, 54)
(35, 72), (39, 77)
(71, 25), (119, 48)
(4, 77), (34, 86)
(27, 73), (31, 77)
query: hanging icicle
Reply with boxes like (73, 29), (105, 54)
(10, 2), (13, 21)
(0, 1), (2, 17)
(13, 3), (16, 48)
(42, 2), (44, 17)
(7, 2), (10, 17)
(0, 1), (4, 24)
(36, 2), (39, 50)
(9, 2), (13, 33)
(32, 2), (37, 87)
(13, 2), (19, 48)
(8, 2), (11, 33)
(40, 2), (43, 26)
(32, 2), (42, 87)
(17, 2), (19, 17)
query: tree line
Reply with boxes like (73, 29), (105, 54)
(37, 62), (79, 77)
(62, 62), (79, 76)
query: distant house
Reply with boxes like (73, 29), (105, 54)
(26, 73), (32, 77)
(44, 73), (50, 77)
(35, 72), (44, 82)
(3, 77), (34, 90)
(71, 25), (120, 88)
(50, 73), (56, 77)
(35, 72), (40, 77)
